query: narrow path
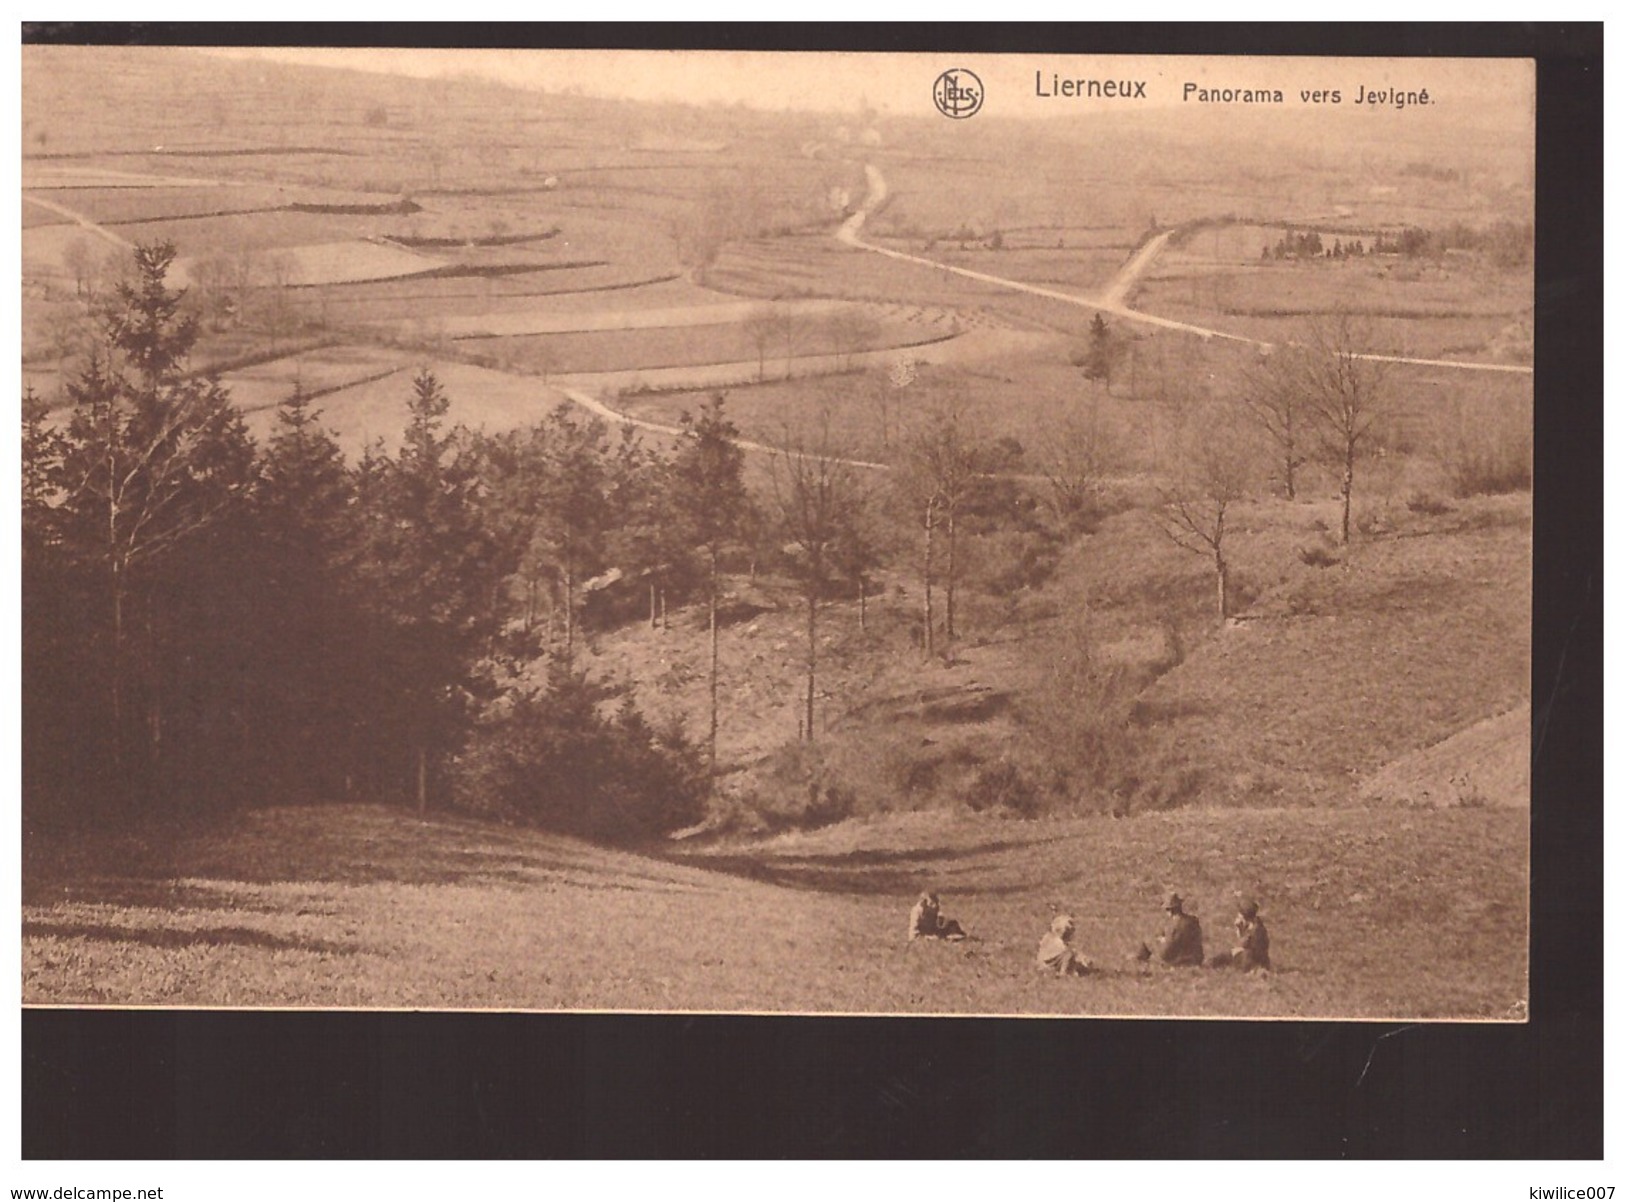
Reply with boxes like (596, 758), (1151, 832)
(839, 164), (1532, 376)
(556, 385), (891, 470)
(1100, 229), (1177, 309)
(22, 194), (135, 252)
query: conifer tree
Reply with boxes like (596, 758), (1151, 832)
(50, 242), (256, 807)
(254, 388), (363, 800)
(355, 370), (501, 810)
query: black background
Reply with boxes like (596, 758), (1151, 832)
(20, 22), (1602, 1159)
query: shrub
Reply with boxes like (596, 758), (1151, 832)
(733, 740), (856, 832)
(965, 757), (1041, 817)
(971, 528), (1063, 595)
(1436, 397), (1533, 497)
(1017, 608), (1144, 802)
(1406, 492), (1455, 517)
(452, 669), (706, 843)
(1297, 540), (1342, 569)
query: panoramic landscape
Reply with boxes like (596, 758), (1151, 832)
(21, 47), (1533, 1017)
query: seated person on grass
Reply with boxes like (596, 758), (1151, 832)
(908, 891), (967, 942)
(1157, 892), (1204, 967)
(1210, 898), (1272, 971)
(1037, 915), (1094, 976)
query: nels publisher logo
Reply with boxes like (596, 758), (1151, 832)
(933, 68), (983, 119)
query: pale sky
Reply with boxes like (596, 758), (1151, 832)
(208, 48), (1533, 123)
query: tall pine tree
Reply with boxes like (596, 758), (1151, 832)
(354, 370), (501, 810)
(48, 242), (256, 811)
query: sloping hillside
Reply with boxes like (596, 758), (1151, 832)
(23, 802), (1526, 1017)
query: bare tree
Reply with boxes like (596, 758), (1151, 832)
(1241, 345), (1311, 501)
(895, 386), (982, 655)
(742, 304), (781, 383)
(1293, 311), (1393, 544)
(777, 305), (805, 379)
(874, 354), (916, 449)
(531, 338), (559, 386)
(62, 237), (95, 299)
(1142, 336), (1211, 474)
(1153, 402), (1256, 621)
(824, 306), (881, 372)
(261, 252), (301, 350)
(768, 413), (867, 741)
(1039, 394), (1119, 534)
(675, 184), (758, 285)
(670, 395), (750, 782)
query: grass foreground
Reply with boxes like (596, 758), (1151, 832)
(23, 802), (1527, 1019)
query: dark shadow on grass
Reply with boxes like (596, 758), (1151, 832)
(762, 839), (1034, 867)
(26, 821), (712, 903)
(843, 684), (1012, 725)
(23, 920), (359, 957)
(33, 878), (339, 918)
(668, 851), (1045, 897)
(1130, 697), (1217, 725)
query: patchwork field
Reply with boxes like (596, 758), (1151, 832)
(237, 357), (564, 452)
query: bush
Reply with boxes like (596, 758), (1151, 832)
(1406, 492), (1455, 517)
(1017, 608), (1144, 803)
(1297, 539), (1342, 569)
(732, 740), (856, 833)
(1437, 397), (1532, 497)
(970, 528), (1063, 595)
(965, 757), (1041, 817)
(452, 669), (706, 843)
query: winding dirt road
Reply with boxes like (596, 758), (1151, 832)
(838, 163), (1531, 376)
(556, 385), (891, 470)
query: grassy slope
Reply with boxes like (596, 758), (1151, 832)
(22, 802), (1526, 1018)
(1081, 494), (1532, 806)
(570, 490), (1529, 818)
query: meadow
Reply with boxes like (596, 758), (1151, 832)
(22, 801), (1526, 1017)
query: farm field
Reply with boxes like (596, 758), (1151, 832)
(1134, 250), (1532, 360)
(474, 309), (935, 377)
(218, 342), (413, 415)
(568, 325), (1041, 401)
(239, 357), (565, 452)
(21, 800), (1526, 1017)
(922, 244), (1127, 297)
(436, 296), (849, 338)
(20, 181), (371, 223)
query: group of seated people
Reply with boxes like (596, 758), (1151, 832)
(907, 890), (1272, 975)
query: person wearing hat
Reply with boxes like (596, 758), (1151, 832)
(908, 891), (967, 942)
(1157, 891), (1204, 967)
(1230, 898), (1271, 971)
(1037, 914), (1093, 976)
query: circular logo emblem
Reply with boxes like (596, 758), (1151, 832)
(932, 68), (984, 119)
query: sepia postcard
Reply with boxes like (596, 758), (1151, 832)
(21, 43), (1535, 1022)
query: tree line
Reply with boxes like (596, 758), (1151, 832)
(24, 243), (724, 838)
(27, 241), (1515, 838)
(1263, 220), (1532, 268)
(23, 242), (1047, 840)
